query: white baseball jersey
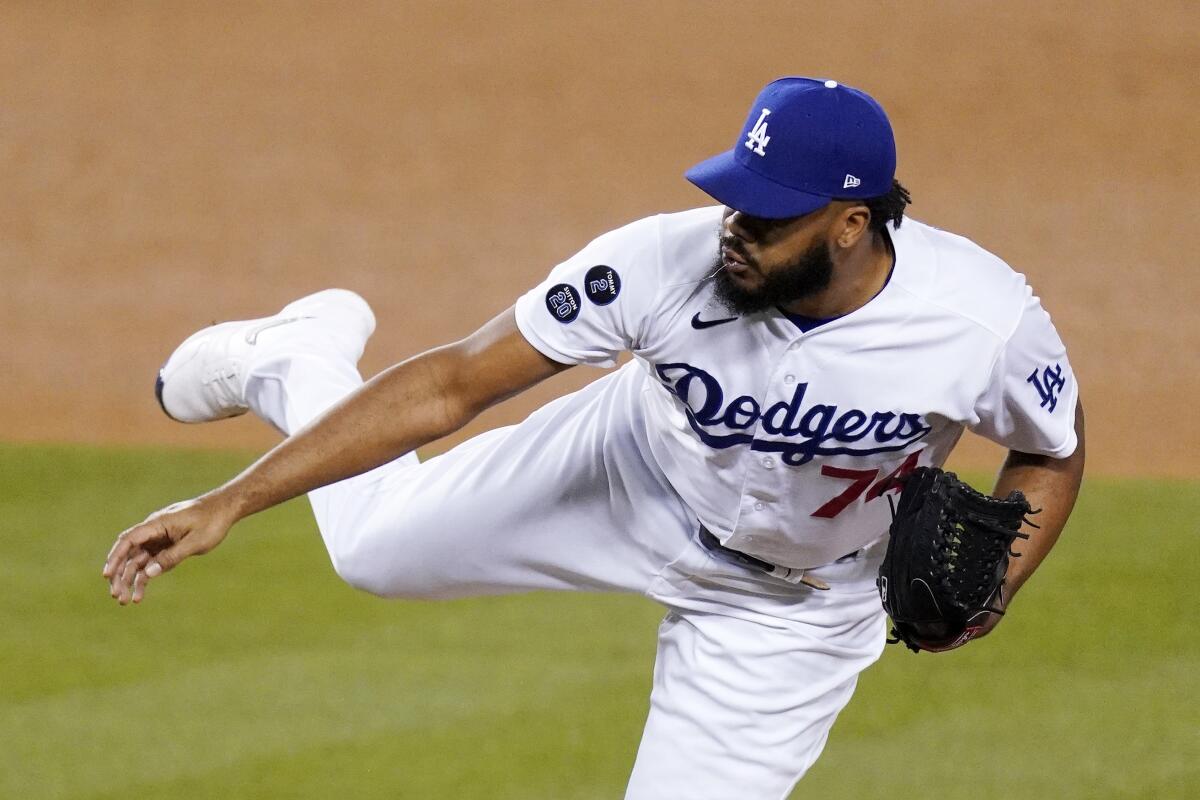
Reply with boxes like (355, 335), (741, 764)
(234, 205), (1077, 797)
(515, 206), (1078, 569)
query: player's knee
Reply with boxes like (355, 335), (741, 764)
(330, 553), (388, 597)
(323, 531), (392, 597)
(326, 532), (438, 600)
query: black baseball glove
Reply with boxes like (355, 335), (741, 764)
(877, 467), (1036, 653)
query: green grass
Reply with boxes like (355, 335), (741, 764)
(1, 443), (1196, 799)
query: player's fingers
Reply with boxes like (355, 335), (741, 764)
(120, 554), (140, 590)
(109, 548), (139, 601)
(117, 559), (138, 605)
(103, 520), (165, 578)
(142, 533), (207, 579)
(116, 551), (152, 605)
(113, 557), (137, 605)
(103, 532), (133, 578)
(131, 567), (151, 604)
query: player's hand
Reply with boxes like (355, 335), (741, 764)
(102, 494), (237, 605)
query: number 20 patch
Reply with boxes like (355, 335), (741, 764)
(545, 284), (581, 323)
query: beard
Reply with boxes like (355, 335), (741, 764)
(711, 239), (835, 315)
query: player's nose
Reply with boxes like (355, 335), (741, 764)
(723, 210), (758, 244)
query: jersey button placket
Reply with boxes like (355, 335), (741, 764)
(737, 344), (792, 545)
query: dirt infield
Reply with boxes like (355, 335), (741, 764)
(2, 2), (1196, 477)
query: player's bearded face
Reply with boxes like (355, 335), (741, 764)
(712, 237), (835, 315)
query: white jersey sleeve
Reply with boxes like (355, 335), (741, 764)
(514, 215), (664, 368)
(970, 288), (1079, 457)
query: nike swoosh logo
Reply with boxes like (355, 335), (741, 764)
(690, 312), (738, 330)
(245, 315), (314, 344)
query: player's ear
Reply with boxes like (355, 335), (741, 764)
(833, 203), (871, 250)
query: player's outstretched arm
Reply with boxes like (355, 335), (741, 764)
(102, 306), (570, 604)
(977, 401), (1086, 637)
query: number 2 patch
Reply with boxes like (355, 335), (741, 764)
(584, 265), (621, 306)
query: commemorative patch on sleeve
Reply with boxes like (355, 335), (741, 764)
(584, 265), (621, 306)
(545, 283), (581, 323)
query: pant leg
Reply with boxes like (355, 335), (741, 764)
(243, 351), (696, 598)
(243, 351), (421, 560)
(625, 543), (889, 799)
(245, 345), (887, 797)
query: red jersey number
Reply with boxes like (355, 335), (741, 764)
(810, 450), (922, 519)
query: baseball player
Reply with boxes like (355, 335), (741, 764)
(103, 77), (1085, 799)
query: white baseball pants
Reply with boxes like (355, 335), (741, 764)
(243, 349), (888, 800)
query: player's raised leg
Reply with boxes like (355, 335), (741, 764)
(153, 290), (695, 599)
(154, 288), (419, 577)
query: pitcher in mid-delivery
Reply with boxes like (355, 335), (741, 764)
(104, 77), (1084, 799)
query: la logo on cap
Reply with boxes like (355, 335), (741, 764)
(745, 108), (771, 156)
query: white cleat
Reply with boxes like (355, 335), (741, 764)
(155, 289), (375, 423)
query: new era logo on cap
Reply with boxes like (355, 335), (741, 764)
(685, 77), (897, 219)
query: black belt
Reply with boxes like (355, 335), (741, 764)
(698, 527), (862, 590)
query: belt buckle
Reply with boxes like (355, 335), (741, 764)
(766, 564), (831, 591)
(699, 527), (830, 591)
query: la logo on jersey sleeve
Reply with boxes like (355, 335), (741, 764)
(1026, 363), (1066, 412)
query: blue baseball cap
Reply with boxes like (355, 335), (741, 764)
(685, 77), (896, 219)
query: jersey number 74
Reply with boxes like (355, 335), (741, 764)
(810, 450), (922, 519)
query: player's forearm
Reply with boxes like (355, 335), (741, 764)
(991, 403), (1086, 597)
(209, 347), (482, 523)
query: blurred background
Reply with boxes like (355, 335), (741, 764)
(2, 2), (1196, 798)
(3, 0), (1197, 474)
